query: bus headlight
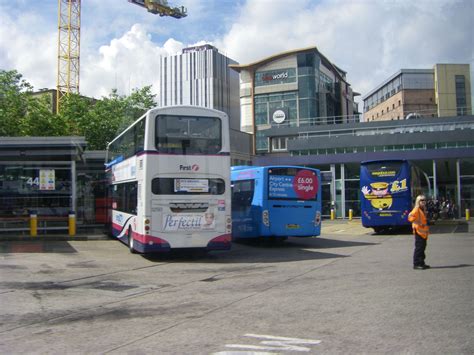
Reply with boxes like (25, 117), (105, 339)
(262, 210), (270, 227)
(314, 211), (321, 226)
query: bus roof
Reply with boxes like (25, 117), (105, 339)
(361, 159), (408, 165)
(231, 165), (320, 172)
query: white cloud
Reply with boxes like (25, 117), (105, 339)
(217, 0), (474, 104)
(1, 0), (472, 112)
(81, 24), (184, 98)
(0, 8), (56, 90)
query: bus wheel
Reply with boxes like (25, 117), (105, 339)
(128, 227), (136, 254)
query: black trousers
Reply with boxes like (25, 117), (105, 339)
(413, 233), (427, 266)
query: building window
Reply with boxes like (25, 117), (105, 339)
(455, 75), (467, 115)
(271, 137), (288, 152)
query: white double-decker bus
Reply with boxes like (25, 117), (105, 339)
(105, 106), (232, 253)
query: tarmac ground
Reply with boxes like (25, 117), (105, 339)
(0, 218), (472, 354)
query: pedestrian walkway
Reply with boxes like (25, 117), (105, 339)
(0, 219), (471, 241)
(0, 229), (110, 241)
(321, 218), (473, 235)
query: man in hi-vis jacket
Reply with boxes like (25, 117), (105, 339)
(408, 195), (430, 270)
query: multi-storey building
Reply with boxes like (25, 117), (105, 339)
(363, 64), (471, 122)
(230, 47), (359, 154)
(158, 44), (241, 130)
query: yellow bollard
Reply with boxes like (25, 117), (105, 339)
(30, 211), (37, 237)
(466, 209), (470, 221)
(330, 208), (335, 220)
(68, 211), (76, 236)
(349, 209), (353, 221)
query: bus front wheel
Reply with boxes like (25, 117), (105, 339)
(128, 227), (136, 254)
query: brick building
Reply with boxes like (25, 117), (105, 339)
(363, 64), (471, 122)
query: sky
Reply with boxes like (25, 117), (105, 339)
(0, 0), (473, 113)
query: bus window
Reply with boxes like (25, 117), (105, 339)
(231, 179), (255, 211)
(365, 162), (403, 179)
(151, 178), (225, 195)
(155, 115), (222, 154)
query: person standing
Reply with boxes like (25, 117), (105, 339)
(408, 195), (430, 270)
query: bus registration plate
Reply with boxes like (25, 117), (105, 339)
(286, 224), (300, 229)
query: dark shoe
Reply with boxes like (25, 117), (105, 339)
(413, 265), (428, 270)
(423, 264), (431, 269)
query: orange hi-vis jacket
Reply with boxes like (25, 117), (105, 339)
(408, 206), (429, 239)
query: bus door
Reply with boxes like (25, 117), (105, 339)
(231, 179), (258, 238)
(266, 168), (320, 237)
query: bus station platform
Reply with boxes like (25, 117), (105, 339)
(0, 219), (471, 241)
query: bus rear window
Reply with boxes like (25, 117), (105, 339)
(155, 115), (221, 154)
(268, 168), (318, 201)
(152, 178), (225, 195)
(364, 162), (403, 178)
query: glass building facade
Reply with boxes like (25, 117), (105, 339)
(253, 115), (474, 219)
(230, 47), (358, 154)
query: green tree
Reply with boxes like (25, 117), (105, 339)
(0, 69), (32, 136)
(59, 93), (94, 135)
(20, 94), (69, 136)
(1, 69), (157, 149)
(75, 86), (156, 150)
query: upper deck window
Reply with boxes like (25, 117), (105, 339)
(156, 115), (221, 154)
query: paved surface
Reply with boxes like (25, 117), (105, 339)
(0, 221), (472, 354)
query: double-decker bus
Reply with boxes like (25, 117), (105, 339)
(105, 106), (232, 253)
(231, 166), (322, 240)
(360, 160), (430, 233)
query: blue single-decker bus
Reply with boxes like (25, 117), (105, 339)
(231, 166), (322, 240)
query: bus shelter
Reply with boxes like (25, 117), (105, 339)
(0, 137), (106, 234)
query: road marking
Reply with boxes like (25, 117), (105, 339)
(218, 334), (321, 353)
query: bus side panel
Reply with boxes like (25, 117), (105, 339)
(111, 210), (136, 244)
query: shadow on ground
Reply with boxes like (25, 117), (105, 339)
(430, 264), (474, 269)
(143, 237), (377, 264)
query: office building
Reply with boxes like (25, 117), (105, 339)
(253, 115), (474, 218)
(363, 64), (471, 122)
(158, 44), (241, 130)
(230, 47), (359, 154)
